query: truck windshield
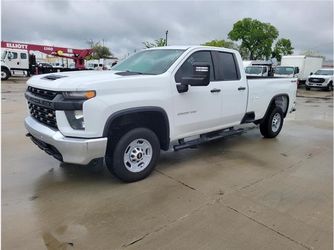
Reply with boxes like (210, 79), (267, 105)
(113, 49), (185, 75)
(1, 51), (7, 60)
(275, 67), (294, 75)
(314, 69), (334, 76)
(245, 66), (263, 74)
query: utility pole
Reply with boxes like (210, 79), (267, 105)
(165, 30), (168, 46)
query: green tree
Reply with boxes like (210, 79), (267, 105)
(228, 18), (279, 60)
(143, 38), (166, 48)
(272, 38), (294, 61)
(202, 39), (238, 49)
(87, 40), (112, 59)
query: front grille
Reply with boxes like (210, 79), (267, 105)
(309, 78), (325, 83)
(27, 86), (59, 100)
(28, 102), (57, 128)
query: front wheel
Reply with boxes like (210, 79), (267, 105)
(326, 82), (333, 91)
(260, 107), (284, 138)
(105, 128), (160, 182)
(1, 68), (10, 80)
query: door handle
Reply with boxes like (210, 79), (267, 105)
(238, 87), (246, 91)
(210, 88), (221, 93)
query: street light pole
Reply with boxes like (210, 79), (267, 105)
(165, 30), (168, 46)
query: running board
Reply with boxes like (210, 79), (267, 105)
(173, 128), (245, 151)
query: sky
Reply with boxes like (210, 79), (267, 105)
(1, 0), (333, 60)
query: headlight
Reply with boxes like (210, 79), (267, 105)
(65, 110), (85, 130)
(63, 90), (96, 100)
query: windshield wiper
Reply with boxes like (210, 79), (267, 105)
(115, 70), (155, 76)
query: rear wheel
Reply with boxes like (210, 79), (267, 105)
(1, 68), (10, 80)
(105, 128), (160, 182)
(260, 107), (284, 138)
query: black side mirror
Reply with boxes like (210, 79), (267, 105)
(177, 63), (210, 93)
(310, 72), (313, 75)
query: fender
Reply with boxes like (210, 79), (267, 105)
(102, 106), (170, 149)
(263, 94), (290, 119)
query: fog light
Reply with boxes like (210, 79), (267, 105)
(65, 110), (85, 130)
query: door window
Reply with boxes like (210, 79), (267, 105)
(213, 52), (240, 81)
(11, 52), (18, 59)
(20, 53), (27, 59)
(175, 51), (214, 83)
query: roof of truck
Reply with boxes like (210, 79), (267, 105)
(146, 45), (237, 53)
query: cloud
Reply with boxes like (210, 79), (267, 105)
(2, 0), (333, 60)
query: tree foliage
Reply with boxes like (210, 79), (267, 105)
(87, 40), (112, 59)
(228, 18), (279, 60)
(272, 38), (294, 61)
(143, 38), (166, 48)
(202, 39), (238, 49)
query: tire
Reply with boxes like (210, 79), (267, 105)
(1, 68), (10, 80)
(260, 107), (284, 138)
(305, 86), (310, 90)
(105, 128), (160, 182)
(326, 81), (333, 91)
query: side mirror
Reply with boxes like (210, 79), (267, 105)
(177, 63), (210, 93)
(310, 72), (313, 75)
(295, 67), (299, 74)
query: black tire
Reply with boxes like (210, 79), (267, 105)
(305, 86), (311, 90)
(105, 128), (160, 182)
(326, 81), (333, 91)
(1, 68), (10, 80)
(260, 107), (284, 138)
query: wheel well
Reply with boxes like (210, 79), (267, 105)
(266, 94), (289, 118)
(1, 66), (10, 72)
(104, 109), (170, 151)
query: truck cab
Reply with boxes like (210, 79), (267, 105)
(274, 66), (299, 78)
(1, 48), (29, 80)
(245, 65), (270, 77)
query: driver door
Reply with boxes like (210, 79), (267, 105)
(171, 50), (223, 139)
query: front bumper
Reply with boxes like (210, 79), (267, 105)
(306, 82), (328, 88)
(25, 116), (108, 165)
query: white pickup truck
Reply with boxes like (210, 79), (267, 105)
(25, 46), (297, 182)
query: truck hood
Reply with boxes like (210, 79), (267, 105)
(26, 70), (149, 91)
(308, 74), (332, 79)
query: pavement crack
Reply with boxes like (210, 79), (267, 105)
(121, 196), (221, 248)
(238, 159), (304, 192)
(155, 169), (198, 191)
(226, 205), (314, 250)
(122, 232), (150, 247)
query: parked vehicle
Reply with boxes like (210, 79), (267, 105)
(37, 62), (54, 74)
(1, 41), (92, 80)
(274, 66), (300, 78)
(1, 48), (30, 80)
(305, 68), (333, 91)
(245, 65), (270, 77)
(280, 56), (323, 83)
(24, 46), (297, 182)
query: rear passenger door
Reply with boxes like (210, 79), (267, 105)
(212, 51), (248, 126)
